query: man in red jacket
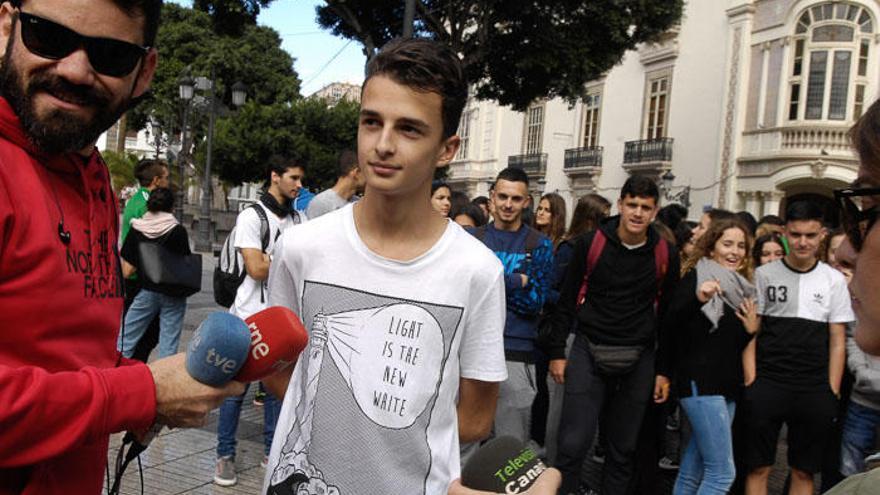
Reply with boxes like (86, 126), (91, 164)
(0, 1), (243, 494)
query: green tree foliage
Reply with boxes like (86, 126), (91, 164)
(317, 0), (683, 110)
(194, 0), (274, 36)
(103, 150), (140, 192)
(129, 3), (299, 133)
(211, 98), (360, 190)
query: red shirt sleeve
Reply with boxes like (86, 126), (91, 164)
(0, 362), (156, 467)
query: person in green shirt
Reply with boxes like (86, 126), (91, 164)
(120, 159), (169, 362)
(121, 159), (169, 244)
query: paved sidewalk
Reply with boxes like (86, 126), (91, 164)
(105, 256), (806, 494)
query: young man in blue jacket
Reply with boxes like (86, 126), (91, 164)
(472, 167), (555, 444)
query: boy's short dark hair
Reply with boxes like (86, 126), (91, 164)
(785, 199), (825, 224)
(336, 150), (358, 178)
(265, 155), (304, 187)
(471, 196), (489, 208)
(758, 214), (785, 226)
(620, 175), (659, 202)
(134, 158), (167, 187)
(451, 202), (487, 227)
(736, 211), (758, 235)
(708, 208), (736, 222)
(146, 187), (174, 213)
(364, 38), (468, 139)
(495, 167), (530, 188)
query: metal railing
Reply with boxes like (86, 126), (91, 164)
(507, 153), (548, 175)
(564, 146), (603, 169)
(623, 138), (674, 164)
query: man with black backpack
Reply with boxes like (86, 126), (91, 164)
(546, 175), (679, 495)
(212, 155), (305, 486)
(470, 167), (555, 445)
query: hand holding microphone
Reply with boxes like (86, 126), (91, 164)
(154, 306), (308, 428)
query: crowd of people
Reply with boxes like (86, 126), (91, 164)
(1, 2), (879, 495)
(427, 171), (879, 495)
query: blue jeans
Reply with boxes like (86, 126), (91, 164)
(840, 400), (880, 476)
(118, 289), (186, 359)
(217, 383), (282, 457)
(674, 382), (736, 495)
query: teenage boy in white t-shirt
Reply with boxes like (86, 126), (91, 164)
(261, 39), (509, 495)
(214, 156), (305, 486)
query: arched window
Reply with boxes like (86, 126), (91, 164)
(788, 2), (873, 122)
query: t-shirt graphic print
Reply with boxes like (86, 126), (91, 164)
(262, 205), (507, 495)
(267, 282), (461, 494)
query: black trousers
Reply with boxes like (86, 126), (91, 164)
(555, 334), (655, 494)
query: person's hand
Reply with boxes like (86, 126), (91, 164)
(447, 468), (561, 494)
(653, 375), (670, 403)
(697, 279), (722, 303)
(736, 298), (760, 334)
(830, 381), (841, 398)
(549, 359), (566, 384)
(148, 353), (245, 428)
(520, 274), (529, 288)
(743, 371), (756, 387)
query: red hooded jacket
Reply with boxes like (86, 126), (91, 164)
(0, 98), (156, 494)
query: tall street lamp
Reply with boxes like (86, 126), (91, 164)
(194, 71), (247, 252)
(148, 116), (162, 159)
(176, 71), (195, 222)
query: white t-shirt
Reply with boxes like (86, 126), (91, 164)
(229, 203), (296, 319)
(263, 204), (507, 495)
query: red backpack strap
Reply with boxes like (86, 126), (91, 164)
(577, 230), (606, 306)
(653, 238), (670, 305)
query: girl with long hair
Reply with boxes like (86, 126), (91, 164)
(565, 193), (611, 240)
(533, 193), (567, 247)
(656, 218), (760, 495)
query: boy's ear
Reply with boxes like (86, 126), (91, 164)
(435, 135), (461, 169)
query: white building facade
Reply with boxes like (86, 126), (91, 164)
(448, 0), (874, 225)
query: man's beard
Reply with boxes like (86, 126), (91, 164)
(0, 35), (131, 154)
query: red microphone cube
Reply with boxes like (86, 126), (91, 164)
(237, 306), (309, 382)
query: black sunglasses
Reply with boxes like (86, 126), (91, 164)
(17, 11), (148, 78)
(834, 186), (880, 252)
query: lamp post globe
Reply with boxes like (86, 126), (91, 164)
(231, 81), (247, 108)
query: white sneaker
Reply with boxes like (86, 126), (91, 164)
(213, 456), (237, 486)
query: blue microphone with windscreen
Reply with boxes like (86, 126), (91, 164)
(185, 311), (252, 385)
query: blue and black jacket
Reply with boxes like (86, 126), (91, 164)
(470, 223), (555, 359)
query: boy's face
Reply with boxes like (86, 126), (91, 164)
(357, 75), (459, 198)
(271, 165), (304, 200)
(617, 194), (657, 238)
(785, 219), (824, 264)
(491, 179), (530, 226)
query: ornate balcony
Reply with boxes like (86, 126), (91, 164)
(564, 146), (604, 196)
(565, 146), (603, 170)
(507, 153), (547, 177)
(738, 124), (858, 180)
(622, 138), (674, 175)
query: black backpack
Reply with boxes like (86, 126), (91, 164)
(213, 204), (269, 307)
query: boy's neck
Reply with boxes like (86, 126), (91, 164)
(353, 188), (448, 262)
